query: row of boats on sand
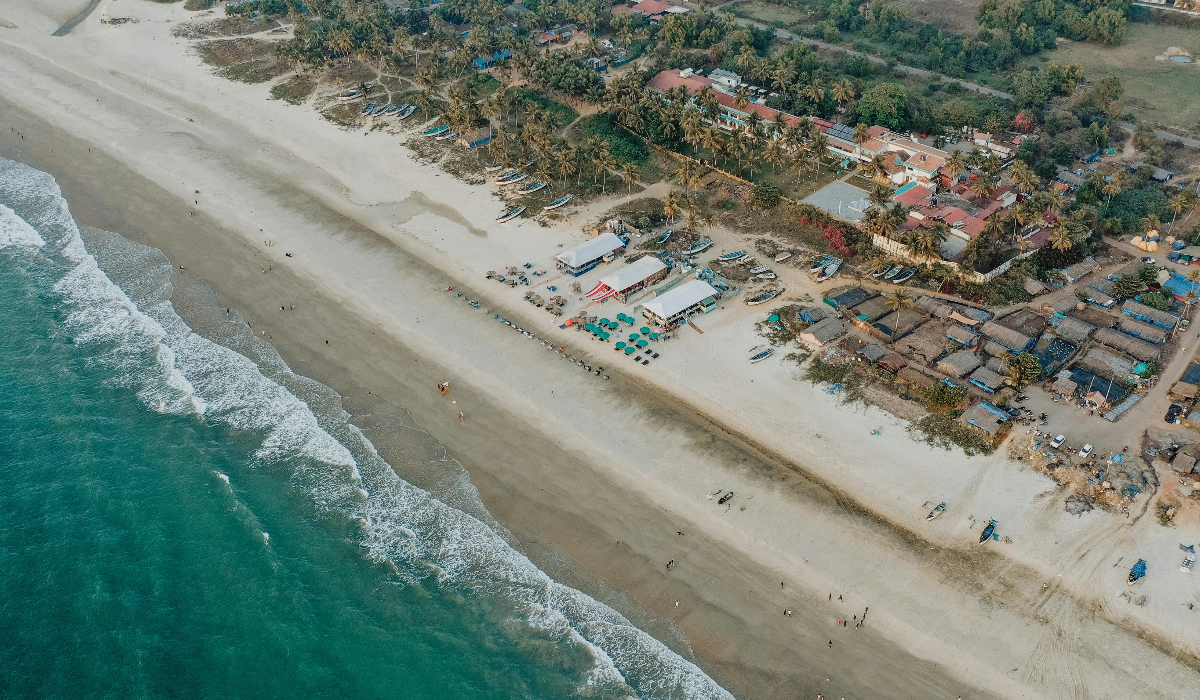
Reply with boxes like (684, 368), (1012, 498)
(807, 255), (842, 282)
(359, 102), (417, 120)
(490, 164), (574, 222)
(873, 263), (917, 284)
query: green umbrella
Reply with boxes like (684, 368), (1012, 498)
(648, 332), (659, 340)
(624, 346), (636, 355)
(600, 332), (610, 340)
(615, 341), (626, 349)
(628, 333), (639, 340)
(617, 313), (628, 321)
(768, 314), (780, 322)
(639, 327), (650, 334)
(636, 339), (648, 348)
(585, 323), (596, 331)
(609, 322), (619, 330)
(599, 318), (610, 326)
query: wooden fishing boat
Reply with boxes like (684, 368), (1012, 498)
(893, 268), (916, 284)
(496, 206), (526, 223)
(422, 124), (450, 137)
(496, 173), (527, 186)
(979, 519), (997, 544)
(754, 272), (776, 280)
(683, 239), (713, 256)
(745, 289), (781, 306)
(815, 260), (841, 282)
(543, 194), (574, 210)
(774, 251), (792, 262)
(517, 181), (547, 195)
(338, 91), (361, 102)
(719, 250), (747, 263)
(808, 256), (832, 274)
(749, 346), (774, 363)
(361, 102), (375, 115)
(748, 265), (770, 275)
(396, 104), (416, 120)
(926, 502), (946, 521)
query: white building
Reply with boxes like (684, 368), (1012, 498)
(641, 279), (719, 327)
(554, 232), (626, 276)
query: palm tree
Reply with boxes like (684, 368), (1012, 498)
(593, 147), (617, 188)
(885, 289), (915, 345)
(621, 163), (641, 194)
(765, 139), (789, 174)
(805, 79), (825, 105)
(968, 176), (995, 202)
(673, 159), (704, 195)
(556, 147), (578, 185)
(1008, 160), (1039, 196)
(918, 221), (950, 259)
(1168, 192), (1192, 234)
(1007, 204), (1031, 245)
(944, 150), (968, 181)
(868, 183), (892, 209)
(861, 153), (890, 182)
(1102, 175), (1122, 215)
(662, 190), (684, 223)
(809, 132), (829, 172)
(734, 87), (751, 111)
(853, 122), (871, 145)
(1048, 221), (1074, 251)
(832, 78), (856, 108)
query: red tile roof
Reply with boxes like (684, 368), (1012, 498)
(894, 185), (934, 208)
(646, 70), (804, 127)
(631, 0), (674, 16)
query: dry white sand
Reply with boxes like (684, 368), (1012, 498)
(2, 2), (1199, 697)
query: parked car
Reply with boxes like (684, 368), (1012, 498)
(1182, 319), (1192, 331)
(1051, 434), (1066, 448)
(1078, 444), (1093, 458)
(1141, 257), (1157, 265)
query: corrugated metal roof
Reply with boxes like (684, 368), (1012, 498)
(980, 321), (1033, 352)
(642, 279), (717, 320)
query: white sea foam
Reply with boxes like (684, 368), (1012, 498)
(0, 203), (46, 248)
(216, 472), (231, 485)
(0, 156), (733, 700)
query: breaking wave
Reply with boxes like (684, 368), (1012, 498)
(0, 156), (732, 700)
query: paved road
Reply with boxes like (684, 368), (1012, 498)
(730, 16), (1200, 149)
(728, 17), (1017, 100)
(1115, 121), (1200, 149)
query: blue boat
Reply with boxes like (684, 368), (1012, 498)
(361, 102), (375, 115)
(979, 519), (996, 544)
(682, 239), (713, 256)
(422, 124), (450, 137)
(1128, 559), (1147, 585)
(658, 230), (673, 245)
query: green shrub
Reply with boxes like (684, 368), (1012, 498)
(581, 113), (650, 165)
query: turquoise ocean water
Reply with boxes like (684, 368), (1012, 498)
(0, 157), (731, 700)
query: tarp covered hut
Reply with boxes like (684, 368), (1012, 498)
(878, 352), (908, 372)
(937, 350), (982, 378)
(1078, 347), (1135, 378)
(1054, 316), (1096, 343)
(1094, 328), (1160, 362)
(1118, 318), (1168, 344)
(859, 343), (888, 363)
(1122, 300), (1180, 329)
(969, 366), (1007, 392)
(980, 321), (1034, 353)
(946, 325), (978, 346)
(799, 317), (846, 348)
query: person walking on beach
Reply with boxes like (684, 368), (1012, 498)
(666, 559), (675, 570)
(458, 412), (464, 423)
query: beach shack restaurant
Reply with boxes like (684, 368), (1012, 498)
(585, 255), (668, 303)
(641, 279), (719, 328)
(554, 232), (627, 276)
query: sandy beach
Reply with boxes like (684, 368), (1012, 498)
(3, 1), (1200, 697)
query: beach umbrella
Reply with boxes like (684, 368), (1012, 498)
(585, 323), (596, 332)
(599, 318), (610, 326)
(600, 332), (610, 340)
(768, 314), (780, 322)
(648, 333), (659, 340)
(616, 341), (626, 349)
(609, 322), (619, 330)
(624, 346), (636, 355)
(628, 333), (639, 341)
(636, 339), (648, 348)
(617, 313), (627, 321)
(639, 327), (650, 334)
